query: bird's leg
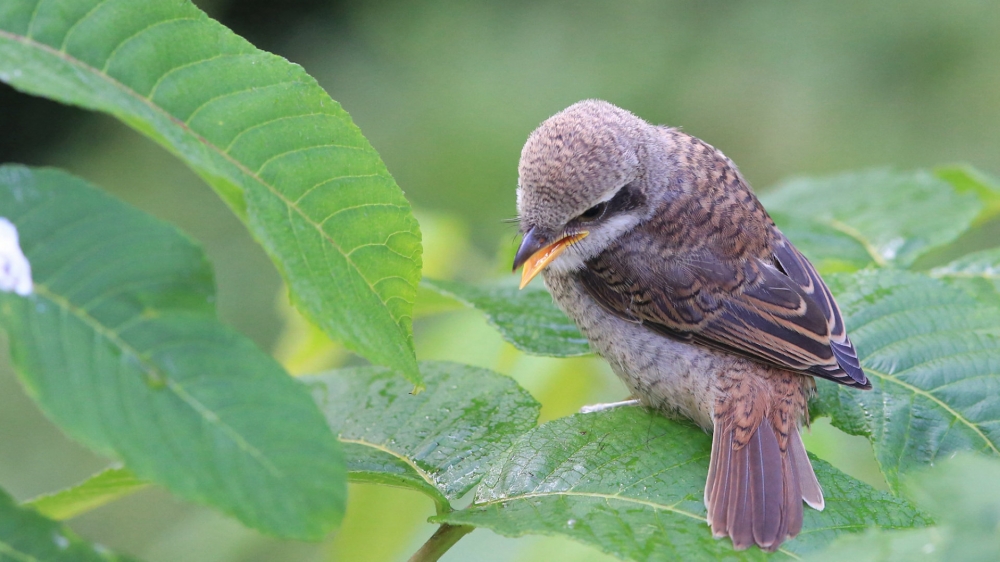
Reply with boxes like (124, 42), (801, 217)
(579, 398), (641, 414)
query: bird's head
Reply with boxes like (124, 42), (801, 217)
(513, 100), (659, 288)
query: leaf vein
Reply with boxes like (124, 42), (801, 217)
(224, 111), (342, 152)
(32, 284), (284, 477)
(57, 0), (111, 52)
(182, 79), (308, 125)
(254, 142), (371, 175)
(339, 437), (437, 490)
(0, 26), (417, 357)
(101, 17), (199, 74)
(320, 202), (409, 223)
(869, 367), (999, 454)
(826, 218), (888, 267)
(147, 53), (243, 100)
(291, 173), (382, 205)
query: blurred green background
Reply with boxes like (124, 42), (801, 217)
(1, 1), (998, 560)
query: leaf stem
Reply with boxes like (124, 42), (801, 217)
(407, 524), (474, 562)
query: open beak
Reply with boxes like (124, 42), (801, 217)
(512, 227), (589, 289)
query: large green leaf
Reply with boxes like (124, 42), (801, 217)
(10, 344), (529, 537)
(0, 486), (138, 562)
(23, 467), (148, 521)
(0, 166), (345, 539)
(435, 407), (927, 561)
(761, 169), (981, 267)
(0, 0), (422, 383)
(814, 269), (1000, 492)
(305, 361), (541, 511)
(421, 278), (590, 357)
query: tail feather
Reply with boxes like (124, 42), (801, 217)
(706, 429), (732, 536)
(706, 418), (824, 552)
(725, 444), (752, 549)
(705, 421), (721, 509)
(783, 433), (804, 539)
(748, 421), (784, 549)
(790, 425), (824, 510)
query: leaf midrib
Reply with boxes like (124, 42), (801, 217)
(340, 437), (435, 486)
(472, 490), (800, 559)
(340, 436), (450, 511)
(0, 26), (414, 337)
(32, 284), (283, 476)
(826, 218), (888, 267)
(868, 367), (999, 455)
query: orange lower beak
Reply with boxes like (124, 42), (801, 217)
(518, 232), (588, 289)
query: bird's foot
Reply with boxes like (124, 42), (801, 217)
(579, 399), (641, 414)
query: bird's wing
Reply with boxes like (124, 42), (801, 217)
(578, 229), (870, 389)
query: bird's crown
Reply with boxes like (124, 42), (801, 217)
(517, 99), (649, 232)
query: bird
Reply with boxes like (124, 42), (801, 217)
(512, 100), (870, 552)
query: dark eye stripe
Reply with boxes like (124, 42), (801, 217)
(606, 183), (645, 214)
(574, 183), (645, 224)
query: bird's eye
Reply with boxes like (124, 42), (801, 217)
(578, 202), (607, 221)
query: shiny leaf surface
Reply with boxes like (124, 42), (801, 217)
(437, 407), (927, 561)
(306, 361), (541, 509)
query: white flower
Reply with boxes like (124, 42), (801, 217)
(0, 217), (33, 296)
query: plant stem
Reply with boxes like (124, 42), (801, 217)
(407, 523), (474, 562)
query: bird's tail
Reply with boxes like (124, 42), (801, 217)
(704, 418), (823, 551)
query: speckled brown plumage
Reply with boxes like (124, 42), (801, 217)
(513, 100), (870, 552)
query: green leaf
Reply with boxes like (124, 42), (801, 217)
(767, 212), (875, 274)
(813, 269), (1000, 492)
(0, 486), (139, 562)
(935, 165), (1000, 224)
(804, 527), (943, 562)
(903, 454), (1000, 561)
(807, 454), (1000, 562)
(761, 169), (981, 267)
(931, 247), (1000, 280)
(930, 247), (1000, 306)
(435, 407), (927, 561)
(22, 466), (148, 521)
(304, 361), (541, 512)
(421, 278), (590, 357)
(0, 166), (345, 539)
(0, 0), (422, 383)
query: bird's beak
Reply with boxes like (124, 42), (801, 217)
(512, 227), (589, 289)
